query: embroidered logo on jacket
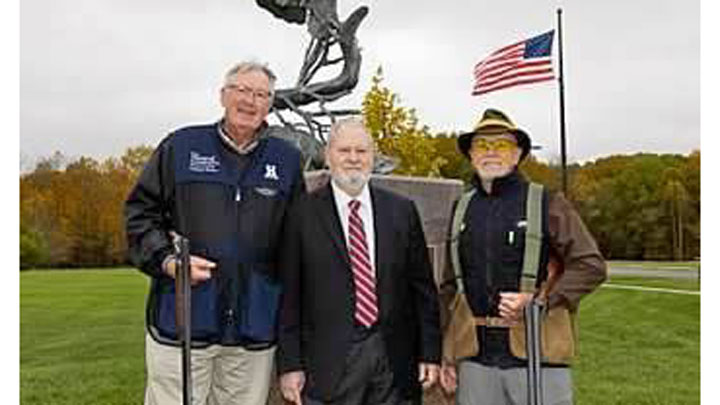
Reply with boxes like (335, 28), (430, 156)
(189, 151), (220, 173)
(264, 164), (279, 180)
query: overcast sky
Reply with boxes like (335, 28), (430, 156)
(19, 0), (700, 169)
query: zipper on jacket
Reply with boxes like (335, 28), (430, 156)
(235, 186), (242, 202)
(485, 196), (502, 315)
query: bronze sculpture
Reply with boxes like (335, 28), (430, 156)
(256, 0), (369, 170)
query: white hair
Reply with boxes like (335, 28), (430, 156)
(327, 117), (374, 149)
(223, 61), (277, 98)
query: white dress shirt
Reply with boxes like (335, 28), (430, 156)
(330, 180), (376, 276)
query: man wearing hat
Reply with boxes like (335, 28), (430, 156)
(438, 108), (606, 404)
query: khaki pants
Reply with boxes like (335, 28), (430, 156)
(144, 334), (275, 405)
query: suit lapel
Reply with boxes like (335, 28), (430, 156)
(314, 184), (351, 266)
(370, 184), (394, 320)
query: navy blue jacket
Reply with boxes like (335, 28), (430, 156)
(125, 122), (305, 348)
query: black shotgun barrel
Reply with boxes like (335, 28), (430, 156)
(525, 300), (544, 405)
(175, 236), (193, 405)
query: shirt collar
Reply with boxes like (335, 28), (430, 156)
(216, 120), (264, 155)
(331, 179), (372, 211)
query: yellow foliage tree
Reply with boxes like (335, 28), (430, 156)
(361, 66), (445, 177)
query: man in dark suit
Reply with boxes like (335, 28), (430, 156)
(277, 118), (441, 405)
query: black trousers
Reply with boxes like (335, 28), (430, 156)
(304, 327), (409, 405)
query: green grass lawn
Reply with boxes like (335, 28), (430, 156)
(573, 282), (699, 404)
(20, 269), (149, 405)
(20, 268), (700, 404)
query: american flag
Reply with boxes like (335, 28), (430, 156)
(472, 30), (555, 96)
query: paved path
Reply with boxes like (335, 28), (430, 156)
(608, 264), (700, 279)
(601, 283), (700, 295)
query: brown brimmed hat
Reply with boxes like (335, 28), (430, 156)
(457, 108), (531, 161)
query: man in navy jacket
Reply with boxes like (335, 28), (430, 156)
(125, 61), (305, 405)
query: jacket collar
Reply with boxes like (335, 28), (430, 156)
(472, 169), (524, 197)
(216, 120), (269, 155)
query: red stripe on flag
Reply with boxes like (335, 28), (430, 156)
(487, 39), (525, 57)
(476, 59), (552, 81)
(478, 49), (525, 69)
(476, 66), (554, 88)
(473, 75), (555, 95)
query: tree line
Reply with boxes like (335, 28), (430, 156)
(19, 69), (700, 268)
(20, 147), (153, 269)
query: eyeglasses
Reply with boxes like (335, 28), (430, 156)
(224, 84), (272, 103)
(471, 137), (518, 153)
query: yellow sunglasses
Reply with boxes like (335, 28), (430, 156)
(471, 137), (518, 153)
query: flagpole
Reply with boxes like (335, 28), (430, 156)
(557, 8), (568, 195)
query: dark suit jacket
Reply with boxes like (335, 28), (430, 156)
(277, 182), (441, 401)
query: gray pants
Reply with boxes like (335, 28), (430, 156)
(304, 330), (406, 405)
(456, 361), (572, 405)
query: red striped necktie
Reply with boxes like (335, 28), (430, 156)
(348, 199), (378, 327)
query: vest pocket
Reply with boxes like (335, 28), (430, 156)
(155, 278), (220, 341)
(237, 188), (286, 253)
(501, 228), (526, 264)
(508, 306), (575, 364)
(237, 264), (281, 343)
(442, 293), (480, 363)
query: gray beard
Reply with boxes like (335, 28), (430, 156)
(333, 172), (370, 195)
(476, 165), (514, 181)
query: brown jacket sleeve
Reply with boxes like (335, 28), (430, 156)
(547, 192), (607, 310)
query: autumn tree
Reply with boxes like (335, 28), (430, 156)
(681, 151), (700, 259)
(429, 133), (474, 183)
(569, 153), (700, 260)
(19, 146), (154, 269)
(361, 66), (445, 177)
(520, 156), (562, 192)
(121, 145), (154, 175)
(662, 167), (689, 260)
